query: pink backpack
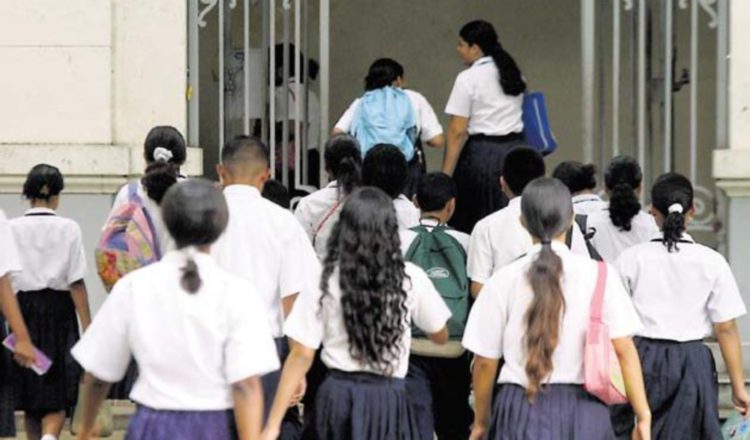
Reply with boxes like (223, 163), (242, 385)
(583, 261), (628, 404)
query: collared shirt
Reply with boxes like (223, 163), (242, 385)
(284, 262), (451, 378)
(393, 195), (420, 231)
(463, 242), (642, 386)
(587, 208), (659, 262)
(211, 185), (320, 337)
(294, 180), (341, 242)
(399, 217), (470, 255)
(572, 193), (607, 216)
(72, 250), (279, 410)
(445, 56), (524, 136)
(10, 208), (86, 292)
(110, 181), (175, 256)
(335, 89), (444, 143)
(614, 233), (746, 341)
(0, 210), (21, 278)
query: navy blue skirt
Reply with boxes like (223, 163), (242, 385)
(126, 405), (237, 440)
(304, 370), (419, 440)
(610, 337), (721, 440)
(488, 384), (615, 440)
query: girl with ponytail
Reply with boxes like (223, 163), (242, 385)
(587, 155), (659, 261)
(74, 180), (281, 440)
(610, 173), (750, 439)
(463, 177), (650, 440)
(443, 20), (528, 233)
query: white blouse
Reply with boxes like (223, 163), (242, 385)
(0, 210), (21, 278)
(587, 208), (659, 262)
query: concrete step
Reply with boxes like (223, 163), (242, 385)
(13, 401), (134, 437)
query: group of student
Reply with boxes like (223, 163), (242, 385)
(0, 17), (748, 440)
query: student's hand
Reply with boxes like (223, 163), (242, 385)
(289, 377), (306, 407)
(13, 338), (36, 368)
(469, 422), (487, 440)
(260, 426), (280, 440)
(732, 388), (750, 416)
(632, 416), (651, 440)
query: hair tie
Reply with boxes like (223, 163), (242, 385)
(153, 146), (174, 163)
(540, 239), (551, 245)
(667, 203), (684, 214)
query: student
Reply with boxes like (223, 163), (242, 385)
(294, 134), (362, 258)
(611, 173), (750, 439)
(9, 164), (92, 440)
(262, 179), (292, 209)
(587, 156), (658, 262)
(212, 136), (320, 439)
(262, 187), (451, 440)
(361, 144), (420, 230)
(333, 58), (444, 198)
(552, 161), (607, 215)
(463, 177), (650, 440)
(400, 172), (473, 440)
(443, 20), (527, 233)
(72, 180), (279, 440)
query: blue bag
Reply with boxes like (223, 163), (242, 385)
(350, 86), (418, 160)
(722, 412), (750, 439)
(522, 91), (558, 155)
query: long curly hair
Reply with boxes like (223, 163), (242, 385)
(320, 186), (409, 376)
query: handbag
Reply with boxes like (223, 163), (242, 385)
(70, 386), (114, 437)
(522, 92), (558, 156)
(722, 412), (750, 439)
(583, 261), (628, 405)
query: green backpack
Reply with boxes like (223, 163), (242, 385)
(405, 223), (469, 341)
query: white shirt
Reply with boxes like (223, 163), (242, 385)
(111, 181), (174, 256)
(72, 251), (279, 410)
(212, 185), (320, 337)
(399, 218), (470, 255)
(10, 208), (87, 292)
(587, 208), (659, 262)
(614, 234), (746, 341)
(467, 197), (593, 284)
(572, 194), (607, 216)
(463, 243), (642, 386)
(274, 79), (321, 152)
(284, 262), (451, 378)
(393, 195), (420, 231)
(335, 89), (443, 143)
(0, 210), (21, 278)
(445, 56), (524, 136)
(294, 181), (341, 242)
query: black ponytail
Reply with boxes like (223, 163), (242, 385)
(180, 257), (201, 294)
(324, 134), (362, 197)
(651, 173), (693, 252)
(141, 161), (180, 205)
(460, 20), (526, 96)
(22, 164), (64, 201)
(605, 156), (643, 231)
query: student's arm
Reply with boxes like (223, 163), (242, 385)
(0, 276), (35, 366)
(281, 294), (299, 318)
(70, 279), (92, 332)
(469, 355), (498, 440)
(441, 115), (469, 176)
(331, 127), (345, 136)
(75, 373), (112, 440)
(715, 319), (750, 415)
(261, 340), (315, 440)
(427, 326), (449, 345)
(612, 337), (651, 440)
(232, 375), (264, 440)
(426, 134), (445, 149)
(470, 281), (484, 298)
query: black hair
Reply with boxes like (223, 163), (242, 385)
(520, 177), (573, 400)
(141, 161), (180, 205)
(274, 43), (320, 86)
(364, 58), (404, 91)
(416, 172), (457, 213)
(604, 156), (643, 232)
(502, 147), (546, 196)
(651, 173), (693, 252)
(320, 187), (408, 376)
(262, 179), (291, 209)
(459, 20), (526, 96)
(323, 134), (362, 196)
(162, 179), (229, 294)
(552, 161), (597, 195)
(144, 126), (187, 166)
(22, 164), (64, 201)
(361, 144), (407, 199)
(221, 135), (270, 168)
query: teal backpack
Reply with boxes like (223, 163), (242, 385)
(350, 86), (418, 160)
(405, 223), (469, 340)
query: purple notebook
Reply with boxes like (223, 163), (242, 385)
(2, 333), (52, 375)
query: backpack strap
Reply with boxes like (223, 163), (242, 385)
(589, 261), (607, 322)
(127, 181), (162, 260)
(312, 197), (345, 247)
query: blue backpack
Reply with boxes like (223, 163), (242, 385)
(522, 91), (558, 155)
(350, 86), (418, 160)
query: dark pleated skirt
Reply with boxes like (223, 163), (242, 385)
(126, 405), (237, 440)
(304, 370), (419, 440)
(488, 384), (615, 440)
(0, 317), (16, 437)
(448, 133), (525, 234)
(610, 337), (721, 440)
(13, 289), (81, 413)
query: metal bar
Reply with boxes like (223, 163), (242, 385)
(690, 0), (699, 181)
(187, 0), (200, 147)
(716, 0), (729, 149)
(613, 0), (621, 157)
(581, 0), (596, 164)
(269, 0), (276, 176)
(663, 0), (673, 173)
(282, 3), (290, 187)
(637, 0), (646, 166)
(219, 0), (225, 157)
(301, 0), (310, 186)
(319, 0), (330, 184)
(294, 0), (302, 189)
(243, 0), (250, 135)
(597, 0), (607, 174)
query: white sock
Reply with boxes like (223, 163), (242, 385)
(40, 435), (57, 440)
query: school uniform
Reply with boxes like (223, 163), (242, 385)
(285, 262), (451, 440)
(572, 193), (607, 215)
(111, 180), (174, 256)
(0, 210), (21, 437)
(467, 196), (593, 285)
(587, 207), (659, 262)
(294, 181), (340, 242)
(445, 56), (525, 234)
(211, 184), (320, 437)
(9, 207), (87, 414)
(72, 250), (279, 440)
(393, 194), (421, 230)
(400, 219), (473, 440)
(610, 234), (746, 440)
(463, 242), (642, 440)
